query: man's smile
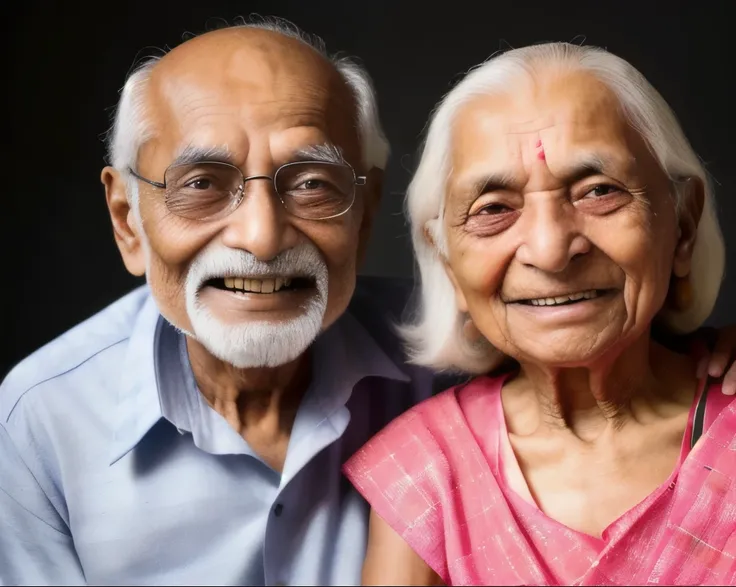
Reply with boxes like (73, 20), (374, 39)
(207, 275), (316, 294)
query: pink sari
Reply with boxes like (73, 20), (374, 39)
(344, 374), (736, 585)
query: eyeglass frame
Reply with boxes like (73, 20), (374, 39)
(127, 159), (368, 221)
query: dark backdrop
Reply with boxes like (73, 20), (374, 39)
(4, 0), (734, 377)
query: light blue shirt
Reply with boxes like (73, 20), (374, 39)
(0, 278), (436, 585)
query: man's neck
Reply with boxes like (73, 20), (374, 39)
(507, 333), (697, 442)
(185, 337), (311, 469)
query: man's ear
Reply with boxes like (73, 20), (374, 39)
(101, 166), (147, 276)
(356, 167), (384, 267)
(672, 177), (705, 279)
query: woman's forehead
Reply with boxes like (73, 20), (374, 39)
(447, 76), (657, 187)
(452, 75), (627, 152)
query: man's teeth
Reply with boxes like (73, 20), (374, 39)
(222, 277), (292, 293)
(528, 290), (599, 306)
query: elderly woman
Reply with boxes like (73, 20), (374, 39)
(343, 42), (735, 586)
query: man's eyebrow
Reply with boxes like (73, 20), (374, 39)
(290, 143), (346, 165)
(168, 142), (349, 171)
(169, 145), (236, 167)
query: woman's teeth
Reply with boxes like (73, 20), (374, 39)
(528, 290), (600, 306)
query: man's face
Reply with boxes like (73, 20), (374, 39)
(104, 30), (379, 368)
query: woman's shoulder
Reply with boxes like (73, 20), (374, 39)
(342, 373), (506, 490)
(342, 374), (508, 571)
(361, 374), (504, 444)
(343, 384), (461, 476)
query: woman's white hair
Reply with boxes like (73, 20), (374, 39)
(106, 16), (390, 210)
(401, 42), (726, 375)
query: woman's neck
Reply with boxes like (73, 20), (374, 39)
(506, 334), (697, 442)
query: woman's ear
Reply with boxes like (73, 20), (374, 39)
(423, 219), (439, 249)
(424, 220), (469, 313)
(444, 261), (469, 313)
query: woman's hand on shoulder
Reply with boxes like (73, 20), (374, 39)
(692, 325), (736, 396)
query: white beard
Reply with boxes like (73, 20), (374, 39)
(147, 239), (329, 368)
(186, 294), (326, 368)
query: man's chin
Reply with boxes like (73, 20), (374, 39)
(186, 309), (325, 370)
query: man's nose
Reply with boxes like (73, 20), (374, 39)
(220, 180), (299, 261)
(514, 196), (591, 273)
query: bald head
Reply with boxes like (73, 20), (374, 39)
(106, 20), (389, 186)
(148, 26), (353, 120)
(156, 26), (336, 80)
(134, 26), (360, 179)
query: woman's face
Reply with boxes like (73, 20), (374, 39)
(442, 70), (700, 366)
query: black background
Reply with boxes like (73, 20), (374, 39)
(5, 0), (734, 377)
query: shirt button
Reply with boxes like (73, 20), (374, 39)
(273, 503), (284, 517)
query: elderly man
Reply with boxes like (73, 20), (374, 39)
(0, 21), (436, 586)
(1, 19), (735, 587)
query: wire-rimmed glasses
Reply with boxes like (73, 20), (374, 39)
(128, 160), (367, 221)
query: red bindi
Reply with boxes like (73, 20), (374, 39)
(536, 139), (546, 161)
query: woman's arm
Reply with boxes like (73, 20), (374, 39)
(362, 508), (445, 586)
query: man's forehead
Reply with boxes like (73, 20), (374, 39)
(150, 79), (344, 130)
(144, 29), (355, 137)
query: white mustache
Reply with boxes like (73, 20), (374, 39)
(186, 242), (328, 294)
(181, 241), (330, 368)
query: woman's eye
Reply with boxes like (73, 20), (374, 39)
(474, 203), (510, 215)
(586, 184), (620, 198)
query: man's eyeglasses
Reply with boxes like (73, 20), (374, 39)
(128, 160), (367, 222)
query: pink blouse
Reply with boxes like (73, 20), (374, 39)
(344, 374), (736, 585)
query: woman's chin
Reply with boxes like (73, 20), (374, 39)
(505, 331), (623, 368)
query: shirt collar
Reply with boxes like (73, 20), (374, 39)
(109, 295), (409, 465)
(308, 311), (409, 417)
(109, 293), (165, 465)
(275, 310), (411, 484)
